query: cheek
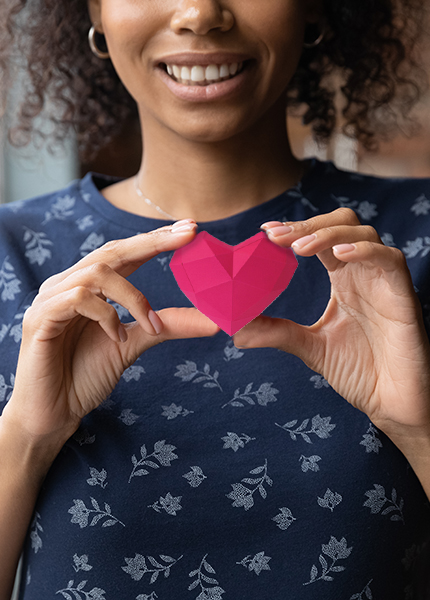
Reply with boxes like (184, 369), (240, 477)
(101, 3), (159, 86)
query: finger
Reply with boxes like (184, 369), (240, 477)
(332, 241), (417, 296)
(263, 221), (381, 272)
(35, 262), (162, 337)
(261, 207), (361, 245)
(39, 219), (197, 292)
(117, 308), (220, 365)
(25, 287), (126, 344)
(233, 315), (322, 373)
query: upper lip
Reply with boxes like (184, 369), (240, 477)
(156, 52), (253, 67)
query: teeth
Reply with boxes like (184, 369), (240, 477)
(165, 62), (243, 85)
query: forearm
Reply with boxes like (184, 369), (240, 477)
(0, 416), (62, 599)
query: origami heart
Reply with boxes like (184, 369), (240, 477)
(170, 231), (298, 335)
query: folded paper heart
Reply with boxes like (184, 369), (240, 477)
(170, 231), (298, 335)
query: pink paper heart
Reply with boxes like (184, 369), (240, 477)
(170, 231), (298, 335)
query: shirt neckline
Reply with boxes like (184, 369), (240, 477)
(79, 158), (325, 234)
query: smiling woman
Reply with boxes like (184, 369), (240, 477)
(0, 1), (430, 600)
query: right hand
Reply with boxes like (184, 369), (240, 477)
(2, 220), (218, 447)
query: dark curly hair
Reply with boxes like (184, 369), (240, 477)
(0, 0), (426, 163)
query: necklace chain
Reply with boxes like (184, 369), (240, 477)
(134, 176), (178, 221)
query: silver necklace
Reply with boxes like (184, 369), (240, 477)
(134, 175), (177, 221)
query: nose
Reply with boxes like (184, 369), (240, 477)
(170, 0), (234, 35)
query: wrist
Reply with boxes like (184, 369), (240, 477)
(0, 412), (69, 484)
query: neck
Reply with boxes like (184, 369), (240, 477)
(103, 99), (304, 222)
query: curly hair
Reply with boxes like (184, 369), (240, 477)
(0, 0), (426, 163)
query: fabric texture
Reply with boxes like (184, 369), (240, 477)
(0, 159), (429, 600)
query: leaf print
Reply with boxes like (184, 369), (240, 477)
(350, 579), (374, 600)
(221, 432), (255, 452)
(310, 374), (329, 389)
(223, 340), (244, 361)
(76, 215), (94, 231)
(161, 403), (193, 420)
(276, 414), (336, 443)
(188, 555), (225, 599)
(136, 593), (158, 600)
(55, 579), (106, 600)
(380, 232), (396, 247)
(330, 194), (378, 220)
(227, 459), (272, 510)
(122, 365), (146, 382)
(411, 194), (430, 216)
(23, 228), (53, 266)
(68, 497), (125, 528)
(73, 554), (93, 573)
(363, 484), (405, 523)
(73, 429), (96, 445)
(43, 194), (75, 224)
(0, 373), (14, 404)
(222, 382), (279, 408)
(360, 423), (383, 454)
(402, 237), (430, 259)
(183, 466), (207, 487)
(236, 551), (271, 575)
(0, 257), (21, 302)
(272, 507), (296, 530)
(30, 512), (43, 553)
(299, 455), (321, 473)
(149, 493), (182, 515)
(156, 251), (174, 271)
(86, 468), (108, 489)
(128, 440), (178, 483)
(118, 409), (140, 425)
(303, 536), (352, 586)
(80, 232), (105, 257)
(175, 361), (223, 391)
(122, 553), (182, 583)
(317, 489), (343, 512)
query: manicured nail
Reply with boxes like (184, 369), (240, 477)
(171, 219), (195, 232)
(333, 243), (355, 254)
(148, 309), (163, 335)
(266, 225), (293, 237)
(261, 221), (283, 230)
(292, 234), (316, 249)
(118, 324), (128, 343)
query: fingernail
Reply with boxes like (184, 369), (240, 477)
(261, 221), (283, 230)
(292, 234), (316, 249)
(148, 309), (163, 335)
(333, 243), (355, 254)
(266, 225), (293, 237)
(118, 324), (128, 343)
(171, 219), (196, 232)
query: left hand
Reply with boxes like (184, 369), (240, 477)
(234, 208), (430, 442)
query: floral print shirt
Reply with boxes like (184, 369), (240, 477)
(1, 160), (429, 600)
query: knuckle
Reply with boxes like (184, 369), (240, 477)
(361, 225), (377, 239)
(70, 285), (91, 305)
(86, 261), (112, 279)
(128, 287), (149, 309)
(391, 247), (407, 266)
(335, 207), (359, 224)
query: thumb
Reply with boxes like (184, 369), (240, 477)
(233, 315), (322, 372)
(157, 307), (221, 340)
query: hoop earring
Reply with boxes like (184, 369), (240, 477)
(303, 29), (324, 49)
(88, 25), (110, 60)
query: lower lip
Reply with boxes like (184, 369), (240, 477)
(156, 63), (253, 102)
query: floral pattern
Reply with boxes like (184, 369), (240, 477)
(1, 163), (429, 599)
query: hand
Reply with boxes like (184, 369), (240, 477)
(234, 208), (430, 440)
(2, 220), (219, 447)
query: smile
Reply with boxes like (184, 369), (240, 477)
(161, 62), (245, 86)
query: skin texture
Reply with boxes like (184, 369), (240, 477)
(0, 0), (429, 597)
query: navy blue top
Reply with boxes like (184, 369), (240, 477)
(1, 159), (429, 600)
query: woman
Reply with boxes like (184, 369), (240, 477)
(0, 0), (429, 598)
